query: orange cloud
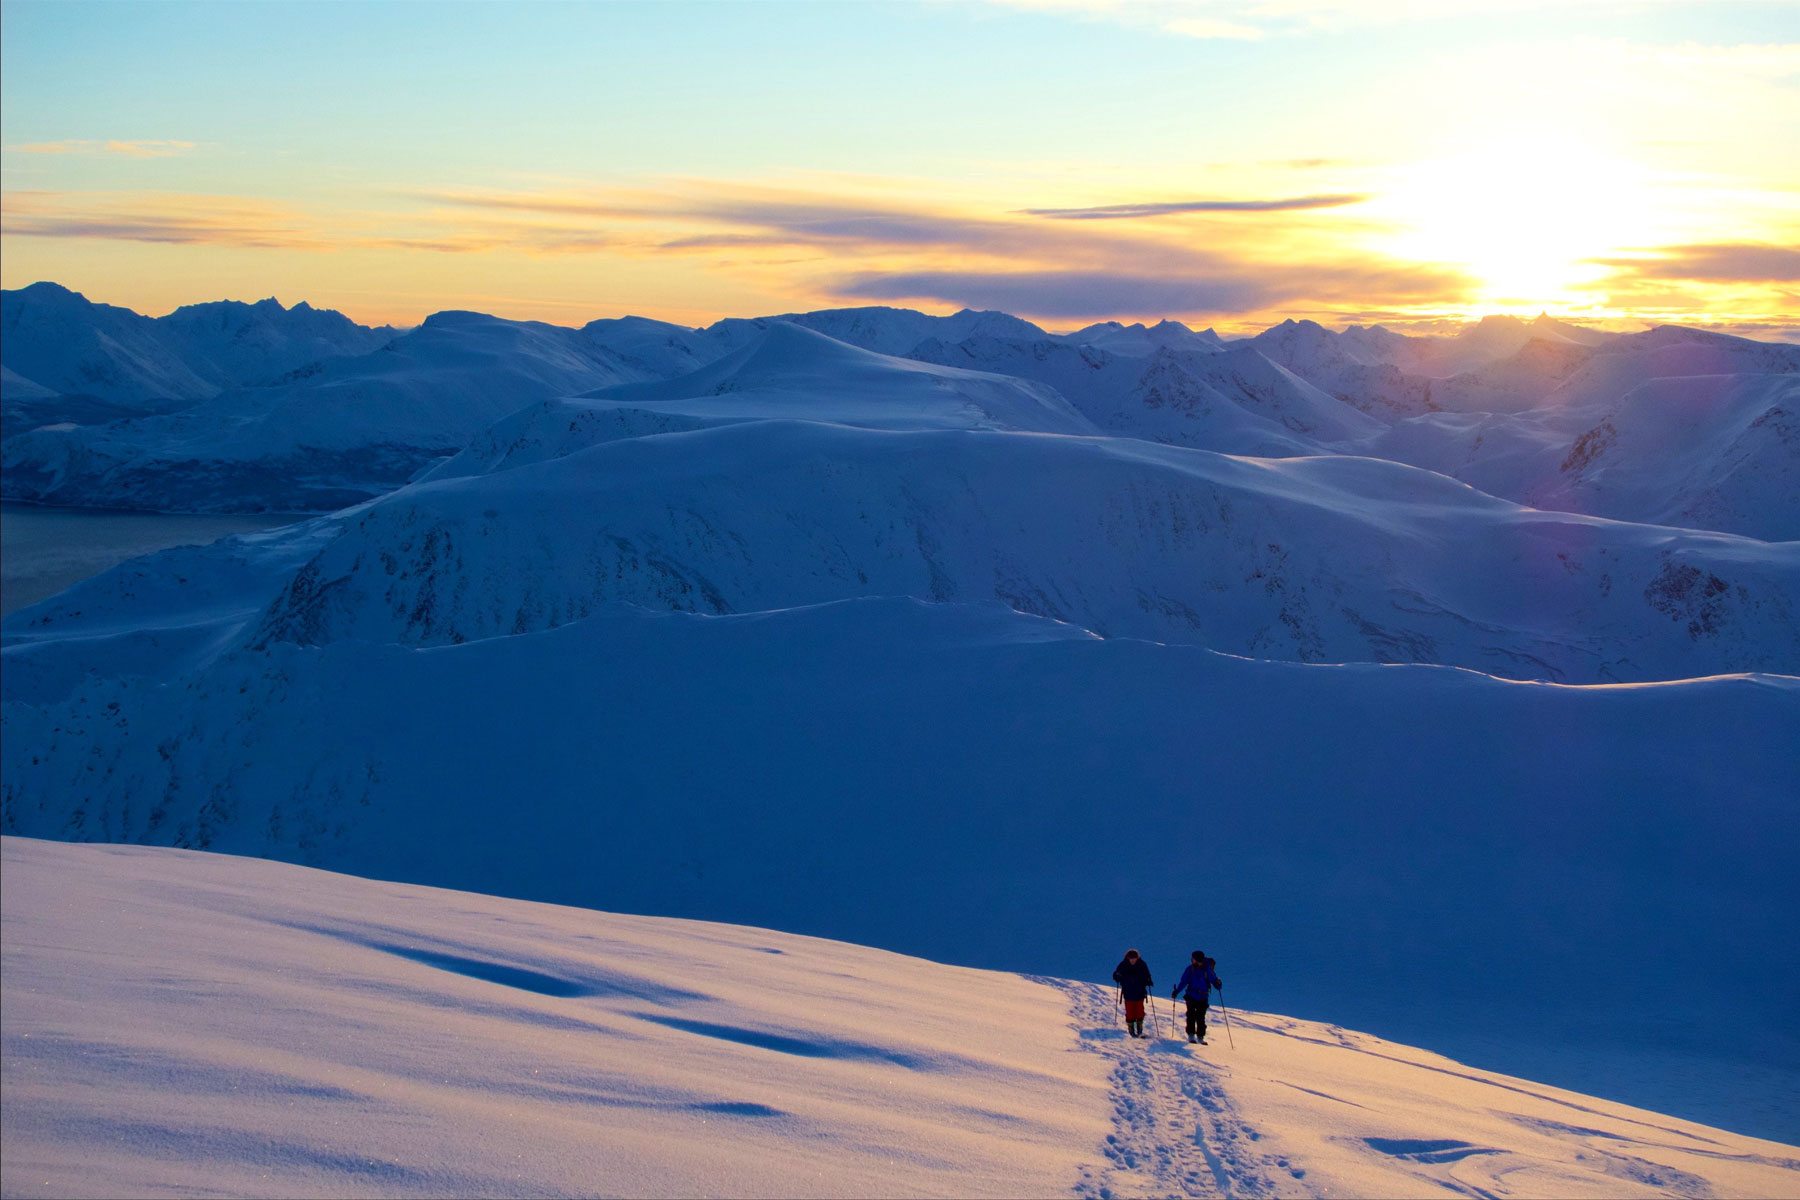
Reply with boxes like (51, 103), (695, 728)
(0, 190), (626, 257)
(1, 190), (318, 248)
(1021, 195), (1368, 219)
(1594, 243), (1800, 284)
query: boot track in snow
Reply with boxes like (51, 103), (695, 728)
(1053, 979), (1303, 1199)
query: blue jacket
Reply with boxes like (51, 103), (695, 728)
(1173, 963), (1221, 1000)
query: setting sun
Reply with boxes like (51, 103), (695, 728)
(1375, 136), (1661, 312)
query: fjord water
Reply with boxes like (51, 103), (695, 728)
(0, 502), (301, 617)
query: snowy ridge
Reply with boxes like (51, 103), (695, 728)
(3, 839), (1795, 1199)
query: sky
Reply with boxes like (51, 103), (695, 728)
(1, 0), (1796, 333)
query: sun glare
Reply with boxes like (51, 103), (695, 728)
(1378, 136), (1659, 313)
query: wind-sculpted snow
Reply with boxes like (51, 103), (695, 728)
(241, 418), (1799, 681)
(9, 840), (1795, 1197)
(3, 604), (1797, 1139)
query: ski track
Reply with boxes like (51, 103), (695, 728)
(1055, 980), (1304, 1199)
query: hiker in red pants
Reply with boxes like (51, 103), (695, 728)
(1112, 949), (1153, 1038)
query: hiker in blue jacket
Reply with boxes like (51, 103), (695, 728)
(1172, 951), (1222, 1044)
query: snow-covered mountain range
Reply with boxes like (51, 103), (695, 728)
(7, 839), (1795, 1198)
(0, 282), (393, 437)
(4, 285), (1797, 1142)
(4, 286), (1795, 536)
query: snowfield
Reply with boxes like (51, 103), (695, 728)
(5, 838), (1796, 1200)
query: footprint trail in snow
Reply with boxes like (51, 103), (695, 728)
(1053, 980), (1799, 1199)
(1059, 981), (1302, 1199)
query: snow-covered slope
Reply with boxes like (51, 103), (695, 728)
(6, 838), (1796, 1200)
(1368, 362), (1800, 539)
(1540, 373), (1799, 539)
(216, 416), (1798, 682)
(0, 836), (1107, 1200)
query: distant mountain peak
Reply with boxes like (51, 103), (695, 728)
(12, 280), (91, 307)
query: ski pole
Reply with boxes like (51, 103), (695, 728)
(1220, 993), (1236, 1049)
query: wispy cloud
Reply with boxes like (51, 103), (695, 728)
(838, 269), (1269, 317)
(1022, 194), (1366, 219)
(9, 139), (197, 158)
(0, 177), (1492, 323)
(418, 187), (1086, 260)
(1, 191), (316, 248)
(399, 180), (1473, 320)
(0, 190), (629, 256)
(837, 260), (1468, 320)
(1595, 243), (1800, 283)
